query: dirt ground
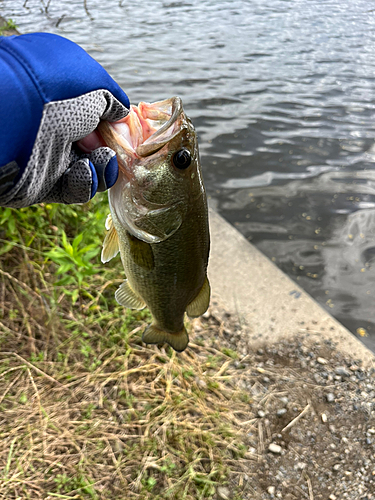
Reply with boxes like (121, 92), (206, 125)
(198, 302), (375, 500)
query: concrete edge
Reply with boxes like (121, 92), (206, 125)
(207, 207), (375, 368)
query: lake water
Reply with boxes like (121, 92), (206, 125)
(2, 0), (375, 351)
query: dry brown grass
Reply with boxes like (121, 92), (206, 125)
(0, 203), (254, 500)
(2, 205), (374, 500)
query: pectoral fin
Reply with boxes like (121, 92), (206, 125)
(186, 276), (211, 318)
(126, 231), (154, 270)
(105, 213), (113, 231)
(101, 214), (120, 263)
(142, 324), (189, 352)
(115, 280), (146, 310)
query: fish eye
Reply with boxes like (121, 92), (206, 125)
(172, 149), (191, 170)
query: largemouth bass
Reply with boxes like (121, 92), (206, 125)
(98, 97), (210, 352)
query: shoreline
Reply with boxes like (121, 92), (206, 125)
(0, 16), (374, 498)
(1, 13), (373, 362)
(208, 207), (375, 367)
(0, 16), (19, 35)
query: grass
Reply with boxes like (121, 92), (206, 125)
(0, 196), (253, 499)
(0, 19), (18, 33)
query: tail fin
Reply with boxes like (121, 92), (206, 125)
(142, 324), (189, 352)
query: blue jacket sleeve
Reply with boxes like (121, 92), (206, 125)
(0, 33), (129, 189)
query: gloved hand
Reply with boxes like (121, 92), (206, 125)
(0, 33), (130, 208)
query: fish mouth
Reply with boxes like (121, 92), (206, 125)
(135, 97), (183, 157)
(147, 96), (183, 140)
(98, 96), (185, 164)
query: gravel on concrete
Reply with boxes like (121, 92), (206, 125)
(195, 300), (375, 500)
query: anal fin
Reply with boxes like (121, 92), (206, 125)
(142, 325), (189, 352)
(186, 276), (210, 318)
(102, 214), (120, 263)
(115, 280), (146, 310)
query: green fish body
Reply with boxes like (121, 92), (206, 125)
(99, 97), (210, 352)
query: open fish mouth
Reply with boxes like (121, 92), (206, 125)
(98, 97), (185, 169)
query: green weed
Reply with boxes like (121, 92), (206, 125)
(0, 18), (17, 33)
(221, 347), (238, 359)
(0, 197), (251, 500)
(53, 473), (98, 498)
(46, 230), (100, 302)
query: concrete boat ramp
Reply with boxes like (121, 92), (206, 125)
(208, 208), (375, 367)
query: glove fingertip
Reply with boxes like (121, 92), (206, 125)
(105, 155), (119, 189)
(89, 161), (99, 199)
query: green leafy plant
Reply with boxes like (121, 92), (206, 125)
(160, 457), (177, 476)
(142, 475), (157, 492)
(0, 196), (250, 500)
(46, 230), (100, 302)
(54, 473), (98, 498)
(0, 19), (17, 33)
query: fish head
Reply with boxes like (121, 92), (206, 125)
(99, 97), (206, 243)
(135, 103), (203, 207)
